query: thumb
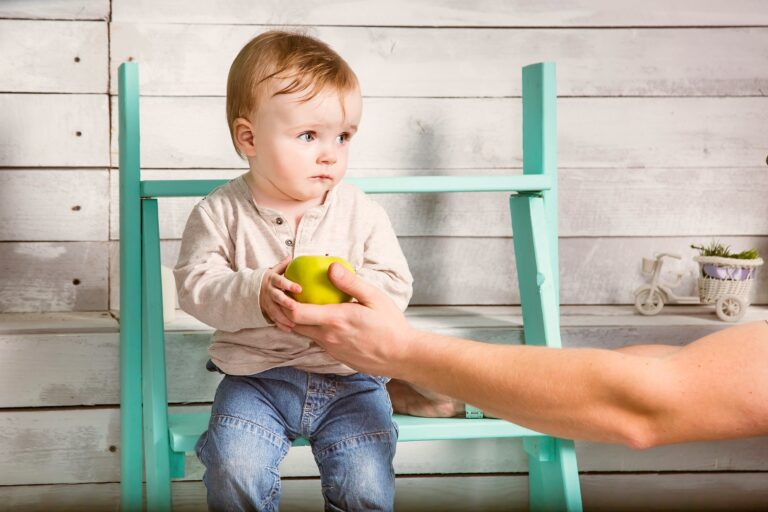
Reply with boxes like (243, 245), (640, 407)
(328, 263), (381, 307)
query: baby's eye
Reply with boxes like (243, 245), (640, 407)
(297, 132), (315, 142)
(336, 133), (350, 144)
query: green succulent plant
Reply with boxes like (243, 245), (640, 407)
(690, 241), (760, 260)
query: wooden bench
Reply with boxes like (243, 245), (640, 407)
(117, 61), (583, 511)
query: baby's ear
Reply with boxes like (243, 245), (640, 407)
(233, 117), (257, 157)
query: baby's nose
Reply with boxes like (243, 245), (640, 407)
(317, 145), (337, 165)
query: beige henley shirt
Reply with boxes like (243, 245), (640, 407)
(174, 174), (413, 376)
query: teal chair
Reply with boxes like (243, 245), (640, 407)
(118, 61), (582, 511)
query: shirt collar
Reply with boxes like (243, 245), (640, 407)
(235, 173), (337, 216)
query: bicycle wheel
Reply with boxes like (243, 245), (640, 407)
(715, 296), (746, 322)
(635, 289), (664, 316)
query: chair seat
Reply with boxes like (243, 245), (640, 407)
(168, 411), (545, 453)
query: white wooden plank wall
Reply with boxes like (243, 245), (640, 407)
(1, 1), (767, 509)
(3, 4), (768, 311)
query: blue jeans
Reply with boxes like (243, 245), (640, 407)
(196, 366), (398, 511)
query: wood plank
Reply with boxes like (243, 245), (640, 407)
(0, 333), (120, 406)
(580, 473), (768, 511)
(111, 0), (768, 26)
(108, 168), (768, 239)
(0, 20), (107, 93)
(404, 236), (768, 305)
(0, 482), (119, 512)
(1, 406), (767, 485)
(0, 311), (115, 334)
(0, 242), (107, 312)
(3, 473), (767, 511)
(107, 237), (768, 308)
(0, 94), (109, 167)
(109, 24), (768, 97)
(0, 408), (120, 485)
(108, 96), (768, 170)
(8, 306), (765, 407)
(0, 0), (108, 20)
(234, 235), (759, 305)
(0, 170), (109, 241)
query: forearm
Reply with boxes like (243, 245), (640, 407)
(289, 264), (768, 447)
(398, 331), (666, 447)
(176, 266), (272, 331)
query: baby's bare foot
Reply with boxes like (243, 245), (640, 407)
(387, 379), (464, 418)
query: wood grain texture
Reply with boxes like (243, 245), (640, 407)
(107, 96), (768, 169)
(0, 408), (120, 486)
(0, 311), (115, 334)
(111, 0), (768, 26)
(0, 242), (107, 312)
(0, 94), (109, 167)
(107, 168), (768, 240)
(0, 0), (108, 20)
(0, 170), (109, 241)
(0, 308), (766, 489)
(106, 237), (768, 309)
(1, 405), (766, 485)
(0, 321), (749, 407)
(109, 24), (768, 97)
(0, 20), (107, 93)
(7, 306), (766, 408)
(3, 473), (768, 511)
(2, 1), (767, 504)
(6, 232), (766, 312)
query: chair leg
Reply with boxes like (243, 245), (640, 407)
(142, 199), (173, 511)
(511, 193), (583, 511)
(510, 194), (561, 348)
(525, 437), (583, 511)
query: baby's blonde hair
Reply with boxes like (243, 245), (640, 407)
(226, 30), (359, 158)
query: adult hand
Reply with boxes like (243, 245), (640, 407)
(285, 263), (418, 378)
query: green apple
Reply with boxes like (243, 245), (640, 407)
(284, 255), (355, 304)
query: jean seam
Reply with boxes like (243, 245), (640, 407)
(211, 413), (291, 453)
(195, 431), (210, 463)
(313, 429), (396, 462)
(259, 466), (282, 511)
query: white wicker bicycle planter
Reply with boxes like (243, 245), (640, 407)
(693, 255), (764, 321)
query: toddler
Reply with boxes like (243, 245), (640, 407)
(174, 30), (413, 511)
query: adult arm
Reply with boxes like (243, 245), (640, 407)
(285, 264), (768, 448)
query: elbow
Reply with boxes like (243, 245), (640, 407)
(610, 359), (678, 450)
(176, 287), (195, 316)
(618, 419), (661, 450)
(395, 281), (414, 312)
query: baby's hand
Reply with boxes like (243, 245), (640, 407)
(260, 256), (301, 332)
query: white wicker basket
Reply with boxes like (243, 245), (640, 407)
(641, 257), (656, 275)
(693, 256), (763, 304)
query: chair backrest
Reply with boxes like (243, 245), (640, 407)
(117, 61), (557, 510)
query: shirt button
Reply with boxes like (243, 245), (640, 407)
(275, 217), (284, 225)
(285, 239), (294, 247)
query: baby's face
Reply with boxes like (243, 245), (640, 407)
(246, 81), (362, 204)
